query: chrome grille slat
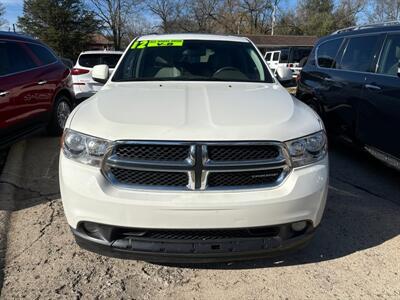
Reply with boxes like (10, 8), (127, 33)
(102, 141), (291, 190)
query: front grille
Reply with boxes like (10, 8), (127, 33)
(115, 144), (190, 161)
(208, 169), (283, 187)
(109, 167), (188, 187)
(208, 145), (280, 161)
(103, 141), (289, 190)
(114, 226), (281, 241)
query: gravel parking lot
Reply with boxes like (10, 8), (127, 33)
(0, 137), (399, 299)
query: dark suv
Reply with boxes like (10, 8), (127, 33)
(0, 32), (73, 148)
(297, 22), (400, 169)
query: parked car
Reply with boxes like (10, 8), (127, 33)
(0, 31), (73, 148)
(264, 46), (313, 77)
(60, 34), (328, 263)
(297, 22), (400, 170)
(71, 50), (123, 101)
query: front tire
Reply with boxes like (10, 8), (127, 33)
(48, 94), (72, 136)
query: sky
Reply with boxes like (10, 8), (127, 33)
(1, 0), (23, 30)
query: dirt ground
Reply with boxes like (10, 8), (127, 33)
(0, 137), (399, 299)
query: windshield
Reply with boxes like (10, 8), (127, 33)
(112, 40), (273, 83)
(79, 53), (122, 68)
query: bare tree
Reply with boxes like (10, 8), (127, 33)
(367, 0), (400, 22)
(239, 0), (274, 34)
(217, 0), (243, 33)
(89, 0), (140, 50)
(147, 0), (184, 32)
(124, 15), (154, 41)
(188, 0), (221, 32)
(335, 0), (365, 26)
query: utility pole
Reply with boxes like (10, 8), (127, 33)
(13, 24), (16, 32)
(271, 2), (276, 36)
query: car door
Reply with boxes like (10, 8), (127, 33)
(319, 34), (383, 136)
(308, 37), (346, 131)
(24, 42), (61, 119)
(359, 33), (400, 159)
(270, 51), (280, 71)
(0, 39), (42, 132)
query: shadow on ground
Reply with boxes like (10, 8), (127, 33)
(0, 137), (60, 211)
(161, 144), (400, 269)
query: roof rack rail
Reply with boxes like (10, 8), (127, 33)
(331, 20), (400, 35)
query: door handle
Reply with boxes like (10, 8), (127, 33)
(365, 84), (381, 90)
(0, 91), (9, 97)
(37, 80), (47, 85)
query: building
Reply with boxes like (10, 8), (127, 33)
(244, 35), (318, 54)
(88, 34), (114, 51)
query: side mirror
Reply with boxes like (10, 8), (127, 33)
(92, 64), (109, 84)
(275, 66), (293, 82)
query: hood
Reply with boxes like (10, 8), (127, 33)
(68, 81), (322, 142)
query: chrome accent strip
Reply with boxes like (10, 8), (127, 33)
(106, 155), (193, 172)
(200, 171), (210, 190)
(201, 145), (209, 165)
(204, 158), (287, 169)
(187, 171), (196, 190)
(188, 145), (196, 166)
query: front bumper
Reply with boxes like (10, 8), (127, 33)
(71, 221), (315, 263)
(60, 154), (328, 260)
(71, 83), (97, 100)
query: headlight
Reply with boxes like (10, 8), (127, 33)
(62, 129), (111, 167)
(285, 131), (327, 167)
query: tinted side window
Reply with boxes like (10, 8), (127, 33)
(265, 52), (271, 61)
(339, 35), (380, 72)
(0, 40), (37, 76)
(317, 38), (343, 68)
(377, 34), (400, 76)
(27, 43), (57, 66)
(272, 52), (279, 61)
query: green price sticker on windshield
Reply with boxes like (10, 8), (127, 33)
(131, 40), (184, 49)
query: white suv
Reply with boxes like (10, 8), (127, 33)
(71, 50), (122, 101)
(60, 34), (328, 263)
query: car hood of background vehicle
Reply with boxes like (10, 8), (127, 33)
(68, 81), (322, 141)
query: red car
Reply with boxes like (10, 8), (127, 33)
(0, 32), (74, 148)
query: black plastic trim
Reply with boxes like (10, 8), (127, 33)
(71, 223), (315, 263)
